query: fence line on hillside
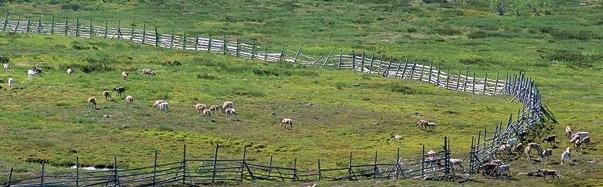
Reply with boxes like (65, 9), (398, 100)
(0, 13), (505, 96)
(0, 14), (555, 185)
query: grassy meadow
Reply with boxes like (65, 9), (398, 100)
(0, 0), (602, 186)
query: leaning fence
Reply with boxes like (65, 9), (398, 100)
(0, 13), (555, 185)
(2, 138), (452, 186)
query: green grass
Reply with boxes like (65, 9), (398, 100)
(0, 0), (602, 186)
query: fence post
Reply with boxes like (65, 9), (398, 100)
(292, 158), (298, 181)
(235, 39), (240, 57)
(360, 51), (365, 72)
(400, 59), (408, 79)
(211, 144), (219, 183)
(14, 16), (19, 32)
(395, 147), (400, 180)
(104, 21), (108, 38)
(37, 15), (42, 33)
(75, 17), (80, 37)
(436, 65), (441, 86)
(113, 157), (119, 186)
(170, 29), (174, 48)
(373, 151), (379, 180)
(117, 20), (122, 40)
(142, 24), (146, 44)
(268, 155), (273, 179)
(8, 168), (13, 186)
(194, 34), (199, 50)
(444, 137), (450, 175)
(40, 161), (45, 186)
(76, 157), (80, 187)
(239, 146), (246, 182)
(279, 45), (285, 62)
(418, 62), (424, 81)
(384, 57), (392, 77)
(394, 59), (401, 77)
(182, 144), (187, 185)
(264, 42), (268, 61)
(338, 49), (342, 68)
(469, 136), (475, 173)
(89, 19), (94, 37)
(51, 15), (55, 34)
(456, 69), (461, 91)
(154, 26), (159, 47)
(471, 71), (477, 93)
(250, 39), (255, 59)
(317, 159), (322, 181)
(421, 145), (425, 178)
(483, 73), (488, 95)
(368, 53), (374, 74)
(494, 72), (499, 95)
(445, 68), (450, 89)
(2, 12), (8, 31)
(181, 34), (186, 50)
(463, 68), (475, 92)
(428, 61), (433, 83)
(294, 45), (302, 63)
(347, 152), (353, 181)
(208, 35), (214, 52)
(409, 61), (416, 79)
(225, 35), (229, 55)
(129, 21), (134, 41)
(153, 150), (158, 187)
(351, 50), (356, 71)
(26, 16), (30, 32)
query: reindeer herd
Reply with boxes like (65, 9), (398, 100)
(2, 64), (296, 128)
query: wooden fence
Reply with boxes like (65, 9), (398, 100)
(2, 138), (452, 186)
(0, 13), (506, 96)
(0, 13), (555, 185)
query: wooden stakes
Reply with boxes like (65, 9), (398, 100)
(75, 17), (80, 37)
(152, 150), (158, 187)
(104, 21), (108, 38)
(142, 24), (146, 44)
(338, 49), (342, 68)
(89, 19), (94, 37)
(40, 161), (45, 186)
(76, 157), (80, 186)
(37, 15), (42, 33)
(182, 144), (187, 185)
(351, 50), (356, 71)
(368, 53), (374, 74)
(294, 45), (302, 63)
(360, 51), (365, 73)
(26, 16), (30, 32)
(2, 13), (8, 31)
(154, 26), (159, 47)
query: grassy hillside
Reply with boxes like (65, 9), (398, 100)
(0, 0), (601, 186)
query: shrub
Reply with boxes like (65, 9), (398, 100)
(550, 30), (599, 40)
(163, 60), (181, 66)
(459, 58), (490, 65)
(252, 68), (280, 76)
(538, 26), (553, 33)
(0, 56), (9, 64)
(196, 73), (220, 80)
(67, 63), (114, 73)
(407, 28), (417, 33)
(388, 84), (415, 94)
(434, 28), (462, 36)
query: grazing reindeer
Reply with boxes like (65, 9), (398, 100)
(542, 135), (557, 147)
(102, 89), (112, 101)
(524, 143), (543, 161)
(281, 118), (293, 129)
(224, 108), (236, 120)
(560, 147), (571, 164)
(88, 96), (97, 110)
(416, 119), (436, 130)
(565, 126), (572, 140)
